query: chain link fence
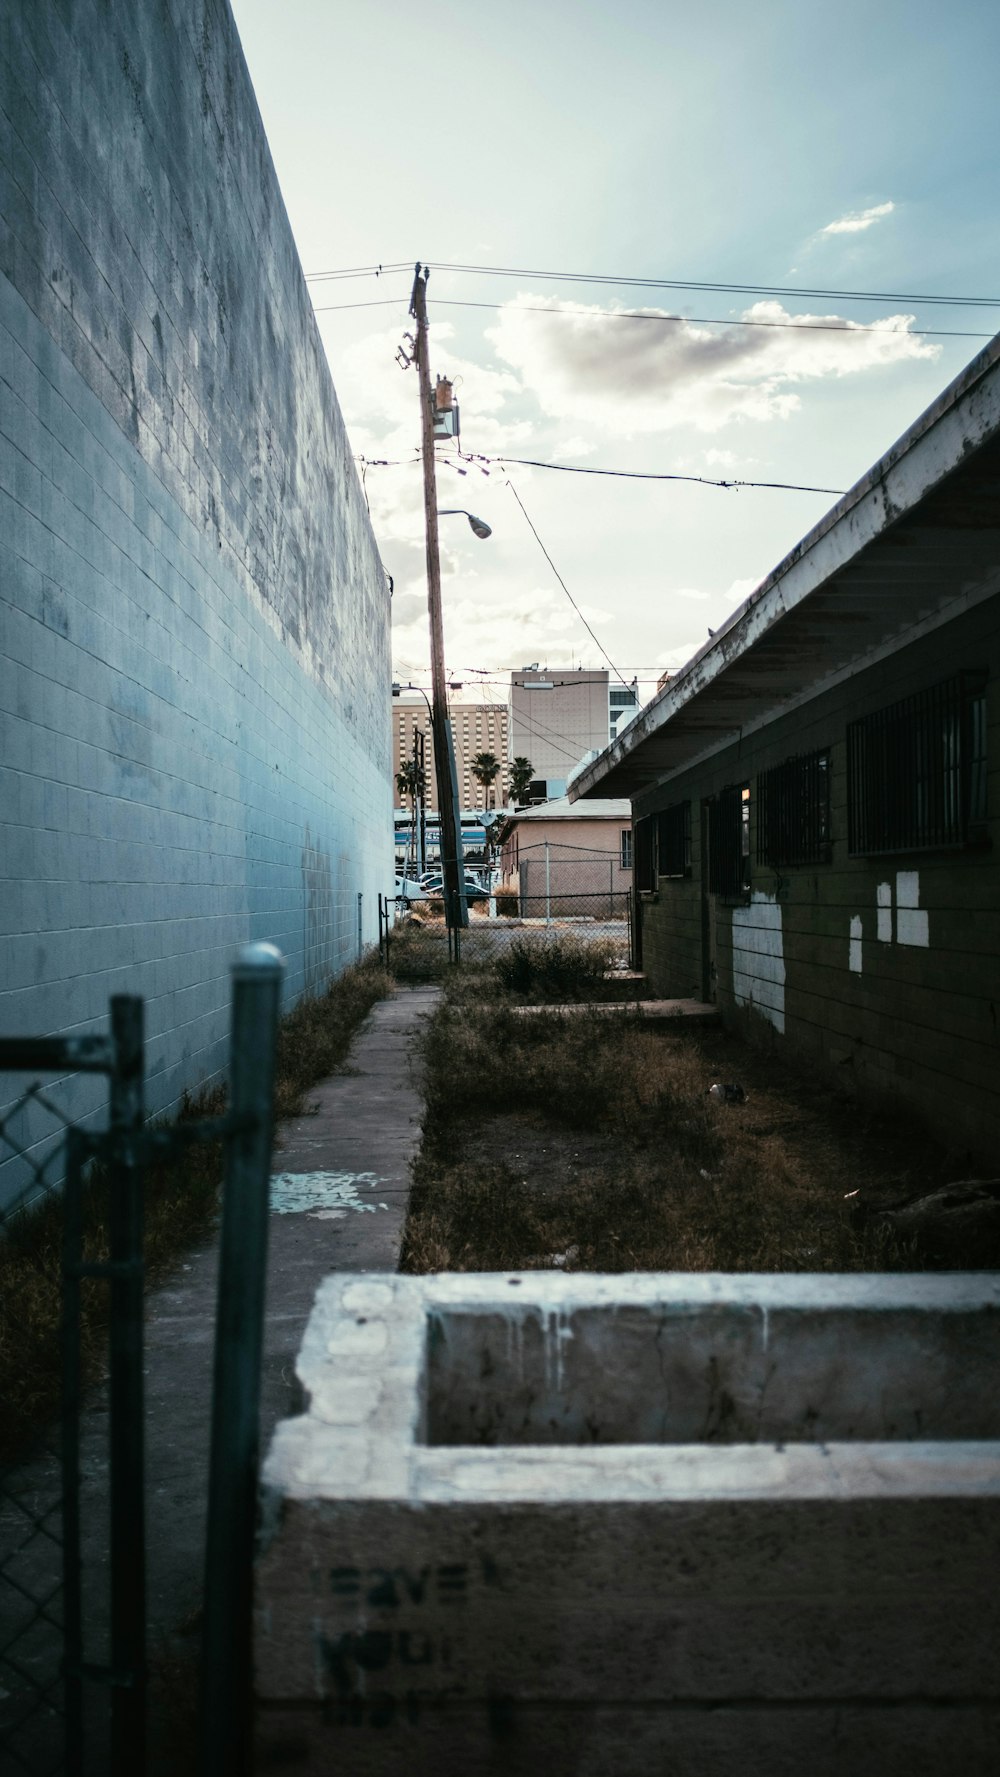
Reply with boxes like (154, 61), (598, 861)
(0, 951), (283, 1777)
(0, 1051), (119, 1777)
(382, 849), (634, 978)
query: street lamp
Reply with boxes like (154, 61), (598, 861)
(437, 508), (492, 540)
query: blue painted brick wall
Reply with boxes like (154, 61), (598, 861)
(0, 0), (393, 1205)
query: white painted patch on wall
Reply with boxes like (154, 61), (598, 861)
(270, 1171), (389, 1217)
(876, 882), (893, 943)
(849, 915), (863, 974)
(895, 871), (929, 947)
(731, 893), (786, 1033)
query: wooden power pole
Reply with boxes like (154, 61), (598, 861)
(409, 263), (468, 929)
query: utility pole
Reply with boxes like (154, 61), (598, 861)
(415, 728), (427, 876)
(409, 263), (468, 930)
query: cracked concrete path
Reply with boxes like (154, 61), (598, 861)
(143, 985), (440, 1662)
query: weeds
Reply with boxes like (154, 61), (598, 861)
(402, 992), (928, 1276)
(491, 934), (619, 1000)
(384, 919), (453, 982)
(0, 956), (390, 1457)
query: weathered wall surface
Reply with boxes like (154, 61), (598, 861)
(633, 598), (1000, 1155)
(255, 1272), (1000, 1775)
(0, 0), (391, 1198)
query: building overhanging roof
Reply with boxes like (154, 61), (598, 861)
(570, 334), (1000, 801)
(501, 795), (630, 833)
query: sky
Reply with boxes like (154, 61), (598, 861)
(230, 0), (1000, 711)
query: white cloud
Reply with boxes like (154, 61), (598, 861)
(820, 201), (895, 236)
(486, 295), (937, 436)
(391, 582), (594, 677)
(655, 640), (706, 671)
(555, 435), (598, 458)
(663, 575), (763, 617)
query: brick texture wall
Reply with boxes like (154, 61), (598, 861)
(632, 600), (1000, 1156)
(0, 0), (391, 1203)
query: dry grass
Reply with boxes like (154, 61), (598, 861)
(401, 996), (948, 1276)
(490, 934), (621, 1000)
(0, 957), (390, 1459)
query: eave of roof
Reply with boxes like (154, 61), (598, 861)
(501, 795), (630, 828)
(570, 333), (1000, 801)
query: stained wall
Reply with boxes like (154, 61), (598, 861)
(0, 0), (391, 1200)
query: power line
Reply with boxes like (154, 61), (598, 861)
(494, 455), (843, 495)
(505, 477), (630, 689)
(412, 261), (1000, 309)
(304, 257), (1000, 309)
(356, 450), (844, 496)
(307, 262), (412, 282)
(312, 292), (992, 341)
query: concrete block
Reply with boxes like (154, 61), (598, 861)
(255, 1699), (1000, 1777)
(257, 1273), (1000, 1775)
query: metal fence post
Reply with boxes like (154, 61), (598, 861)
(108, 995), (146, 1776)
(357, 890), (363, 959)
(61, 1128), (86, 1777)
(199, 944), (284, 1777)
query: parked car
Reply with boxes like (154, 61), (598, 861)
(395, 876), (427, 903)
(420, 875), (488, 903)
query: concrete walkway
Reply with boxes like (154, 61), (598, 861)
(143, 985), (439, 1677)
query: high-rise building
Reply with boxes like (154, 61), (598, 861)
(609, 678), (640, 740)
(392, 693), (509, 811)
(508, 668), (640, 799)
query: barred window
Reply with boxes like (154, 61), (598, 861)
(847, 672), (988, 855)
(756, 750), (830, 866)
(620, 829), (633, 871)
(656, 801), (691, 877)
(634, 815), (655, 890)
(707, 784), (750, 900)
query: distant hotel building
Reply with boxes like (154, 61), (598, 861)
(392, 693), (509, 811)
(509, 668), (639, 801)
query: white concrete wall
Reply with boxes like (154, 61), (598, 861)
(0, 0), (392, 1205)
(731, 891), (786, 1033)
(256, 1272), (1000, 1775)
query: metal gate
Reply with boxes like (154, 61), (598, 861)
(0, 945), (283, 1776)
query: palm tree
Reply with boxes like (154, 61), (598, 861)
(507, 755), (534, 805)
(395, 760), (423, 874)
(471, 750), (501, 809)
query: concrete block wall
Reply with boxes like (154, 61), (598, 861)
(0, 0), (392, 1205)
(632, 597), (1000, 1155)
(256, 1272), (1000, 1776)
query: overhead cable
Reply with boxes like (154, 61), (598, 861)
(355, 451), (844, 497)
(312, 293), (992, 341)
(505, 478), (630, 689)
(305, 257), (1000, 309)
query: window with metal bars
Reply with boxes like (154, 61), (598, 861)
(847, 672), (988, 855)
(656, 801), (691, 877)
(620, 829), (633, 871)
(634, 815), (655, 890)
(756, 750), (830, 866)
(707, 784), (751, 899)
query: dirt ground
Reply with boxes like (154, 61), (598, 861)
(403, 1008), (998, 1273)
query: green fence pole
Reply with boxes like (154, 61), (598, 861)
(108, 996), (146, 1777)
(199, 943), (284, 1777)
(61, 1128), (86, 1777)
